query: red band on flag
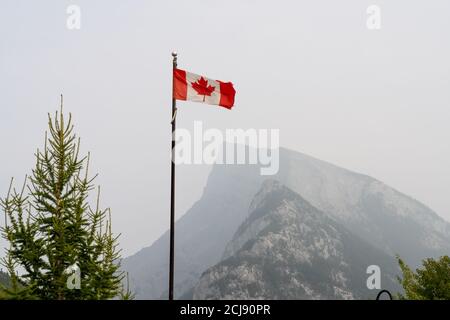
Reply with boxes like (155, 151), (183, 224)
(173, 69), (187, 100)
(218, 81), (236, 109)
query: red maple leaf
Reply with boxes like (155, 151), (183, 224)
(191, 77), (215, 101)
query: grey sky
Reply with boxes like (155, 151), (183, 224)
(1, 0), (449, 257)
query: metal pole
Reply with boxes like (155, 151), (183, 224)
(169, 51), (177, 300)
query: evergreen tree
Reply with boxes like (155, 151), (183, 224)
(1, 98), (128, 299)
(396, 255), (450, 300)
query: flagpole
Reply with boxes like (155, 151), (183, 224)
(169, 51), (177, 300)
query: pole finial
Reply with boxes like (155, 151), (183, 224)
(172, 51), (178, 68)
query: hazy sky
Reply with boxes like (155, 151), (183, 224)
(1, 0), (449, 257)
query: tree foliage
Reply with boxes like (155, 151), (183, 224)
(1, 100), (131, 299)
(396, 255), (450, 300)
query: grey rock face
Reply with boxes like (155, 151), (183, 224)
(121, 163), (264, 299)
(193, 180), (400, 300)
(122, 147), (450, 299)
(276, 149), (450, 265)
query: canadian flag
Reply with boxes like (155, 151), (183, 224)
(173, 69), (236, 109)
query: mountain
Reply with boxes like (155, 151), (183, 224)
(122, 147), (450, 299)
(0, 271), (9, 288)
(122, 162), (264, 299)
(0, 270), (10, 298)
(275, 149), (450, 265)
(193, 180), (400, 299)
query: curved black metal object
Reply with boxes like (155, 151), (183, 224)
(376, 289), (393, 300)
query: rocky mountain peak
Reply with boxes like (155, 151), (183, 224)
(194, 180), (400, 300)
